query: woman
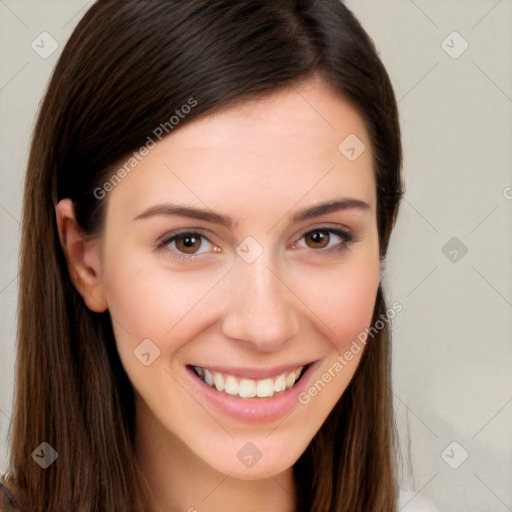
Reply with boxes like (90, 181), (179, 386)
(0, 1), (432, 510)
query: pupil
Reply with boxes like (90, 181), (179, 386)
(178, 234), (199, 253)
(309, 230), (328, 248)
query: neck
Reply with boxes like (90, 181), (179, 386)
(134, 396), (296, 512)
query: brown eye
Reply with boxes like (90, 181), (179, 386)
(297, 228), (353, 252)
(158, 230), (218, 262)
(174, 233), (202, 254)
(304, 229), (331, 249)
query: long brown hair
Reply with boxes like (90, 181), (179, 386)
(5, 1), (403, 510)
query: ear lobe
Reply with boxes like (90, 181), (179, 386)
(55, 199), (108, 313)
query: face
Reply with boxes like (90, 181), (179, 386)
(83, 76), (380, 479)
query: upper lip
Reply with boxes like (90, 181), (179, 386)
(188, 362), (313, 380)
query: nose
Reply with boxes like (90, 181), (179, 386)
(220, 254), (300, 351)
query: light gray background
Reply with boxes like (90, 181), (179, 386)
(0, 1), (511, 511)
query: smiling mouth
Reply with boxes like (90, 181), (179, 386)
(190, 365), (308, 399)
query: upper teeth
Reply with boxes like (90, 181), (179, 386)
(193, 366), (304, 398)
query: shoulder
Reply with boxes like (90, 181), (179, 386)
(398, 488), (440, 512)
(0, 476), (23, 512)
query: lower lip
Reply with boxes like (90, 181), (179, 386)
(186, 363), (318, 423)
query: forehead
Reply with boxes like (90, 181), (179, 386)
(105, 76), (376, 225)
(169, 76), (371, 166)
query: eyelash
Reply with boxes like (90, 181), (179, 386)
(157, 227), (354, 263)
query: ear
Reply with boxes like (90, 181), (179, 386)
(55, 199), (108, 313)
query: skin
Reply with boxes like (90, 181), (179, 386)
(57, 74), (380, 512)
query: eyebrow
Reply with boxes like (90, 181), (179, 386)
(133, 198), (370, 228)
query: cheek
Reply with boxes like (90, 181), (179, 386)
(297, 255), (380, 351)
(336, 265), (380, 347)
(99, 253), (225, 359)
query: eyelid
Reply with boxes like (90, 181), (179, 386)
(294, 223), (352, 240)
(157, 227), (212, 244)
